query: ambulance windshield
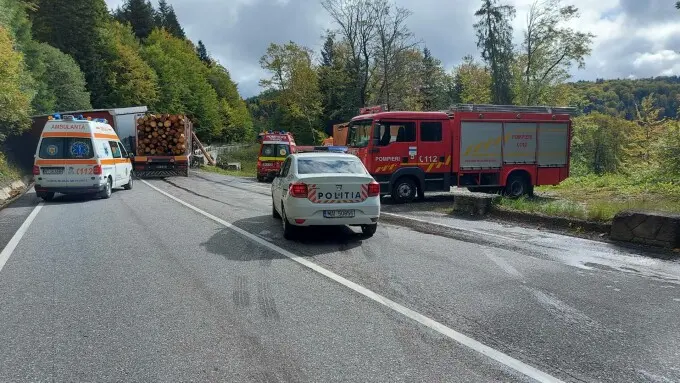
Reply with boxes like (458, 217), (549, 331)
(39, 137), (94, 159)
(347, 120), (372, 148)
(261, 143), (290, 158)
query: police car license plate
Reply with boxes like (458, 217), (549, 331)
(323, 209), (355, 218)
(42, 167), (64, 175)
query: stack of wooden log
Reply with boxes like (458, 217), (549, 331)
(136, 114), (188, 156)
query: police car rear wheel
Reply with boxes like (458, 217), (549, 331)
(361, 224), (377, 238)
(281, 205), (297, 240)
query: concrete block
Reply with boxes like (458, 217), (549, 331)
(611, 210), (680, 248)
(453, 194), (500, 216)
(226, 162), (242, 171)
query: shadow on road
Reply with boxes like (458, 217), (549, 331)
(39, 190), (122, 205)
(201, 215), (365, 261)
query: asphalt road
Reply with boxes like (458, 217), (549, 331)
(1, 170), (679, 382)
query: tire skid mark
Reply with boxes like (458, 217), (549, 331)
(257, 280), (280, 321)
(233, 275), (251, 308)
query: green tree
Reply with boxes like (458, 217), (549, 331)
(372, 0), (416, 109)
(318, 33), (355, 130)
(420, 47), (454, 110)
(31, 0), (111, 107)
(473, 0), (515, 104)
(322, 0), (377, 109)
(0, 26), (31, 141)
(0, 0), (35, 49)
(113, 0), (156, 40)
(155, 0), (185, 39)
(24, 41), (91, 114)
(260, 42), (323, 144)
(516, 0), (594, 105)
(196, 40), (211, 65)
(570, 112), (634, 174)
(631, 93), (668, 165)
(99, 21), (159, 108)
(142, 29), (220, 141)
(453, 55), (492, 104)
(206, 64), (254, 142)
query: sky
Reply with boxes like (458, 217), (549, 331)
(105, 0), (680, 99)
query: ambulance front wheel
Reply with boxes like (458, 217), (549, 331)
(37, 192), (54, 201)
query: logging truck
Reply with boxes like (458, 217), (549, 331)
(132, 113), (194, 177)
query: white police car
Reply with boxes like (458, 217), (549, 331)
(271, 152), (381, 239)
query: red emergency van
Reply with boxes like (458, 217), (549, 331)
(256, 131), (297, 182)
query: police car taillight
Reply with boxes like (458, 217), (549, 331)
(368, 180), (380, 197)
(93, 165), (102, 175)
(32, 165), (40, 175)
(289, 182), (308, 198)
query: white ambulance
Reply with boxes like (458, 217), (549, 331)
(33, 114), (134, 201)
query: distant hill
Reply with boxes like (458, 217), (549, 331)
(568, 76), (680, 120)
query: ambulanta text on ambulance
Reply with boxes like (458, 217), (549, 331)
(33, 114), (134, 201)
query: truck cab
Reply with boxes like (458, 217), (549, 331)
(256, 131), (296, 182)
(346, 110), (451, 200)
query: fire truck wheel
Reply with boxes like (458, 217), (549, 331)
(391, 177), (417, 204)
(257, 175), (265, 182)
(505, 173), (530, 199)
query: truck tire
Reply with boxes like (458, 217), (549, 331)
(391, 177), (417, 204)
(504, 174), (530, 199)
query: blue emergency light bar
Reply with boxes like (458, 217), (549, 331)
(296, 146), (348, 153)
(326, 146), (349, 153)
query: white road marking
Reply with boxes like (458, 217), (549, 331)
(0, 202), (44, 274)
(143, 179), (565, 383)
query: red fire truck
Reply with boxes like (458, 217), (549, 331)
(344, 104), (576, 203)
(256, 130), (297, 182)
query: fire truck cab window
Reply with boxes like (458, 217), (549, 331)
(374, 122), (416, 146)
(420, 121), (443, 142)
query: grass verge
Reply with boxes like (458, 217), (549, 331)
(200, 144), (258, 177)
(495, 174), (680, 222)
